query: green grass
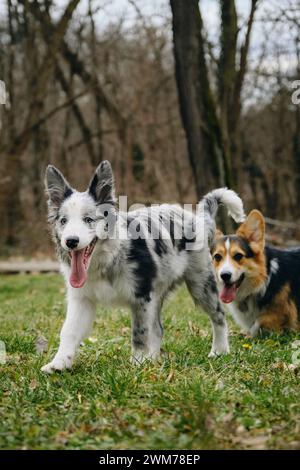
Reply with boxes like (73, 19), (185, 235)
(0, 274), (299, 450)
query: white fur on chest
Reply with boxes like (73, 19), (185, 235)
(85, 279), (131, 306)
(227, 299), (259, 332)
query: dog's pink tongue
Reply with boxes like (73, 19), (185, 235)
(220, 284), (237, 303)
(70, 249), (87, 288)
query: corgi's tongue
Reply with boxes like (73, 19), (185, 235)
(70, 249), (87, 288)
(220, 284), (237, 303)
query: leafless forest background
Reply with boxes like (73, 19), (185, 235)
(0, 0), (300, 256)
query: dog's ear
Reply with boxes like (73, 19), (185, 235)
(214, 229), (224, 240)
(45, 165), (73, 209)
(210, 228), (224, 252)
(88, 160), (116, 205)
(237, 210), (265, 249)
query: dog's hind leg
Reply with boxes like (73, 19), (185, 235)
(41, 294), (96, 373)
(185, 272), (229, 357)
(131, 296), (163, 365)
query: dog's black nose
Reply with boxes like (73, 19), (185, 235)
(65, 237), (79, 249)
(221, 272), (232, 283)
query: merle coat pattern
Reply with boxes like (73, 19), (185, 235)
(41, 161), (245, 373)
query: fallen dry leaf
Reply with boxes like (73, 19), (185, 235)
(188, 320), (194, 333)
(236, 424), (246, 434)
(232, 434), (269, 450)
(56, 431), (69, 445)
(35, 336), (48, 354)
(149, 373), (158, 382)
(288, 441), (300, 449)
(222, 412), (234, 424)
(187, 320), (208, 337)
(29, 379), (37, 390)
(271, 361), (286, 370)
(166, 370), (175, 383)
(215, 380), (225, 391)
(121, 327), (130, 336)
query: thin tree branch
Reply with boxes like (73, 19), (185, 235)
(233, 0), (259, 119)
(55, 64), (97, 165)
(19, 86), (90, 136)
(22, 0), (127, 140)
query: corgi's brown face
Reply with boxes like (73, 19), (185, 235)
(211, 210), (267, 303)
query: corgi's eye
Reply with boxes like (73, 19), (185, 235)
(60, 217), (67, 226)
(234, 253), (244, 262)
(84, 217), (94, 224)
(213, 253), (222, 262)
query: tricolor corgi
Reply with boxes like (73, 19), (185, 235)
(211, 210), (300, 336)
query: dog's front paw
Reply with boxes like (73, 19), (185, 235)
(208, 345), (230, 358)
(131, 349), (160, 365)
(41, 355), (73, 374)
(249, 321), (261, 338)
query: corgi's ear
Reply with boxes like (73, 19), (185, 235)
(215, 229), (224, 239)
(237, 210), (265, 249)
(210, 229), (224, 253)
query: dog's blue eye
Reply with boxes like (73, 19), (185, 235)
(61, 217), (67, 226)
(84, 217), (94, 224)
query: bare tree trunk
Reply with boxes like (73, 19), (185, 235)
(218, 0), (237, 182)
(89, 0), (104, 165)
(230, 0), (258, 180)
(294, 41), (300, 209)
(170, 0), (232, 198)
(0, 0), (21, 245)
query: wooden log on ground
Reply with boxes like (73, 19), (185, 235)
(0, 260), (60, 274)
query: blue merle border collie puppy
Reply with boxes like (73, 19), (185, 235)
(41, 161), (245, 373)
